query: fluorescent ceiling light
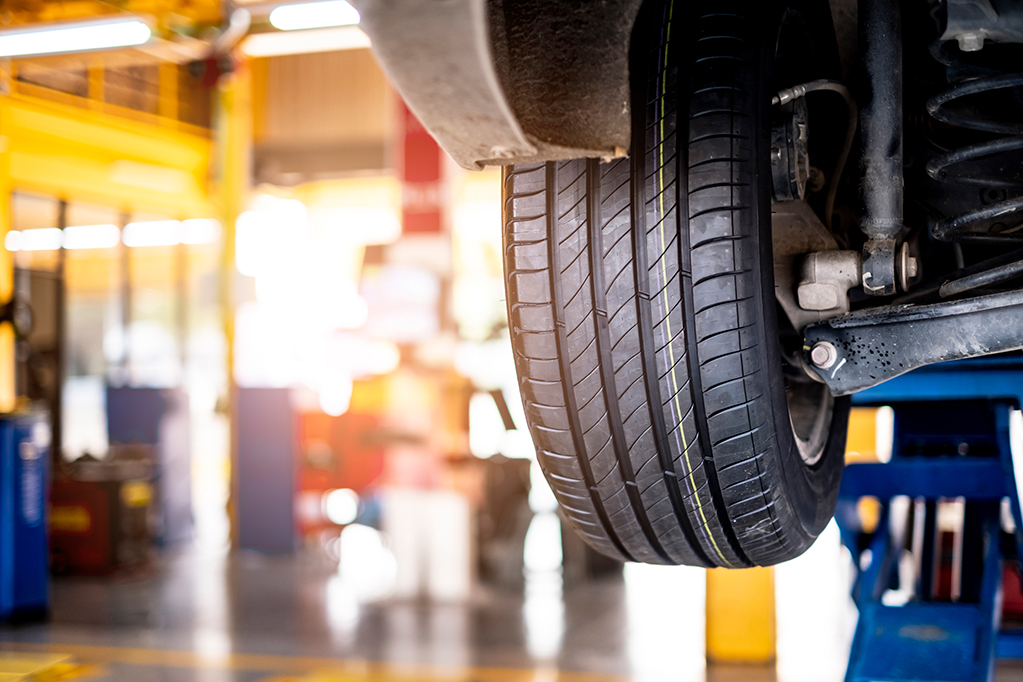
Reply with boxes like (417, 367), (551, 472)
(123, 220), (182, 248)
(0, 18), (151, 59)
(269, 1), (360, 31)
(6, 229), (64, 252)
(62, 224), (121, 250)
(241, 24), (368, 57)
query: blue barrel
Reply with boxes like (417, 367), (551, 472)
(0, 412), (50, 621)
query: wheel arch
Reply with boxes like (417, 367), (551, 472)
(351, 0), (642, 169)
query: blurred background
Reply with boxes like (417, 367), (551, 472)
(0, 2), (926, 681)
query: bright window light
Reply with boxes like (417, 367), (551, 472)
(241, 25), (369, 57)
(269, 1), (360, 31)
(236, 211), (272, 278)
(0, 18), (151, 59)
(469, 391), (505, 459)
(15, 229), (63, 251)
(320, 206), (400, 245)
(182, 219), (222, 245)
(123, 220), (182, 248)
(235, 200), (307, 277)
(62, 224), (120, 250)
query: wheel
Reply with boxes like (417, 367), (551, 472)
(502, 0), (851, 567)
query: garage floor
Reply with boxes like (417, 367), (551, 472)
(3, 525), (1023, 682)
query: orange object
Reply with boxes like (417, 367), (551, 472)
(295, 410), (385, 537)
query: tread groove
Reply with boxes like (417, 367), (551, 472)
(543, 162), (634, 562)
(678, 20), (753, 565)
(631, 50), (713, 566)
(587, 158), (673, 564)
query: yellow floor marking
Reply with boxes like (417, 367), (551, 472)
(29, 663), (104, 682)
(0, 644), (626, 682)
(0, 653), (100, 681)
(0, 653), (69, 680)
(257, 672), (566, 682)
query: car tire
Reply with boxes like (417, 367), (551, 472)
(502, 0), (851, 567)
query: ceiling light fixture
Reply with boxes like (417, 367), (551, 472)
(0, 17), (152, 59)
(268, 1), (360, 31)
(241, 25), (369, 57)
(62, 224), (121, 250)
(122, 220), (182, 248)
(5, 229), (63, 252)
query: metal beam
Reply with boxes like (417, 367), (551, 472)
(804, 290), (1023, 395)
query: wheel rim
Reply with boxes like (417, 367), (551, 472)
(786, 380), (834, 466)
(777, 302), (835, 466)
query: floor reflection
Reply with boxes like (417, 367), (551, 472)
(1, 535), (1022, 681)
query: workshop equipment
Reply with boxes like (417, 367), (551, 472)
(50, 448), (154, 575)
(237, 388), (296, 554)
(0, 411), (51, 621)
(837, 358), (1023, 682)
(107, 386), (191, 546)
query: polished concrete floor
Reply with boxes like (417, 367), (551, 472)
(3, 524), (1023, 682)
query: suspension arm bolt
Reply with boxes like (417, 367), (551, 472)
(810, 341), (839, 369)
(956, 32), (984, 52)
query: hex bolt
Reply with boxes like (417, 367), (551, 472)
(957, 32), (984, 52)
(907, 256), (919, 279)
(898, 242), (918, 292)
(810, 341), (838, 369)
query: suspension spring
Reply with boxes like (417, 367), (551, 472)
(925, 53), (1023, 244)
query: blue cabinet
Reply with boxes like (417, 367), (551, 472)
(0, 412), (50, 621)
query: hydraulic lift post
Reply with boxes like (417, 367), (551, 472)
(837, 358), (1023, 682)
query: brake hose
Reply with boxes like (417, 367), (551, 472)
(772, 80), (858, 235)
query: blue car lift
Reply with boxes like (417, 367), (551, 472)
(837, 357), (1023, 682)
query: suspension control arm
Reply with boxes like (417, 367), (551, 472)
(803, 290), (1023, 395)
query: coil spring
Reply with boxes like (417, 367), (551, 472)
(925, 46), (1023, 243)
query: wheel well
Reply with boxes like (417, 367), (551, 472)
(487, 0), (642, 155)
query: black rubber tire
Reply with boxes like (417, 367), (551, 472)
(502, 0), (851, 567)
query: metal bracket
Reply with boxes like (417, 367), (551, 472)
(773, 201), (861, 332)
(798, 250), (862, 314)
(942, 0), (1023, 50)
(804, 289), (1023, 395)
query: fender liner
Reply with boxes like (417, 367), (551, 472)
(352, 0), (641, 169)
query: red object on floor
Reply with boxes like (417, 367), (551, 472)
(296, 411), (385, 537)
(49, 480), (112, 575)
(1003, 563), (1023, 618)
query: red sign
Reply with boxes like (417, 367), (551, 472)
(398, 102), (444, 234)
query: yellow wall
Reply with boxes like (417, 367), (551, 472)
(1, 94), (215, 219)
(0, 86), (217, 411)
